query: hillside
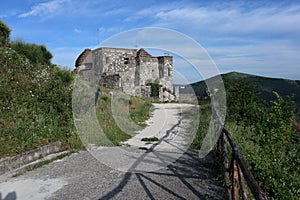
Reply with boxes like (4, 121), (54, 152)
(189, 72), (300, 107)
(224, 72), (300, 105)
(0, 47), (80, 157)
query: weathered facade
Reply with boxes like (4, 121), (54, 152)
(75, 47), (177, 101)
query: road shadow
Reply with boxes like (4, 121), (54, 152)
(99, 149), (225, 199)
(0, 192), (17, 200)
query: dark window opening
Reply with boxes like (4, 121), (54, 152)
(159, 67), (164, 78)
(124, 58), (129, 64)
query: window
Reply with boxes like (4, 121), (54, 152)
(124, 58), (129, 64)
(167, 67), (171, 77)
(159, 67), (164, 78)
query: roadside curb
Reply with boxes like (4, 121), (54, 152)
(0, 141), (67, 177)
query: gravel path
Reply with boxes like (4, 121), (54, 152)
(0, 103), (225, 200)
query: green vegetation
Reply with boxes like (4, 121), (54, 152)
(193, 76), (300, 199)
(0, 20), (10, 46)
(11, 40), (53, 65)
(0, 20), (154, 157)
(191, 71), (300, 108)
(141, 137), (159, 142)
(0, 47), (82, 157)
(0, 21), (84, 158)
(146, 82), (161, 98)
(129, 97), (153, 127)
(190, 100), (212, 149)
(96, 87), (153, 145)
(138, 147), (148, 151)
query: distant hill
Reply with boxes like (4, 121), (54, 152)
(186, 71), (300, 107)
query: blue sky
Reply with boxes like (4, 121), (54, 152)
(1, 0), (300, 83)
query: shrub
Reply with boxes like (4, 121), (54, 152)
(146, 82), (161, 98)
(226, 89), (300, 199)
(0, 20), (10, 46)
(10, 40), (53, 65)
(0, 47), (81, 157)
(196, 78), (300, 199)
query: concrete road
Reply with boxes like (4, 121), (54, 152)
(0, 103), (225, 199)
(123, 103), (195, 147)
(92, 103), (199, 173)
(0, 150), (225, 200)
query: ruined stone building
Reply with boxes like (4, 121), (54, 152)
(75, 47), (178, 101)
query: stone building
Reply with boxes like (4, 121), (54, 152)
(75, 47), (177, 101)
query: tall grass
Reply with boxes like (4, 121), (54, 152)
(95, 88), (153, 145)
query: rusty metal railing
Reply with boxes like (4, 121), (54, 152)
(218, 127), (268, 200)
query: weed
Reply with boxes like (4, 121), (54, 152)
(141, 137), (159, 142)
(138, 147), (148, 151)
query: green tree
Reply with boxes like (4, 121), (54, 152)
(10, 40), (53, 65)
(223, 78), (300, 199)
(223, 77), (266, 125)
(0, 20), (10, 46)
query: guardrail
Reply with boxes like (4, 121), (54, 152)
(210, 104), (268, 200)
(217, 127), (268, 200)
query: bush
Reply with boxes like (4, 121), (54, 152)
(0, 47), (81, 157)
(0, 20), (10, 46)
(225, 83), (300, 199)
(194, 78), (300, 199)
(146, 82), (161, 98)
(10, 40), (53, 65)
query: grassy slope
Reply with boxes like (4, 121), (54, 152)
(0, 47), (82, 158)
(95, 87), (153, 145)
(0, 47), (153, 157)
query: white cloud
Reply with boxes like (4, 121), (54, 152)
(140, 3), (300, 39)
(20, 1), (299, 80)
(128, 2), (300, 80)
(18, 0), (71, 18)
(73, 28), (82, 33)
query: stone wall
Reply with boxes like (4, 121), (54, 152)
(93, 47), (137, 75)
(93, 48), (137, 95)
(140, 86), (152, 98)
(99, 74), (121, 88)
(76, 47), (177, 101)
(158, 56), (173, 91)
(136, 57), (159, 86)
